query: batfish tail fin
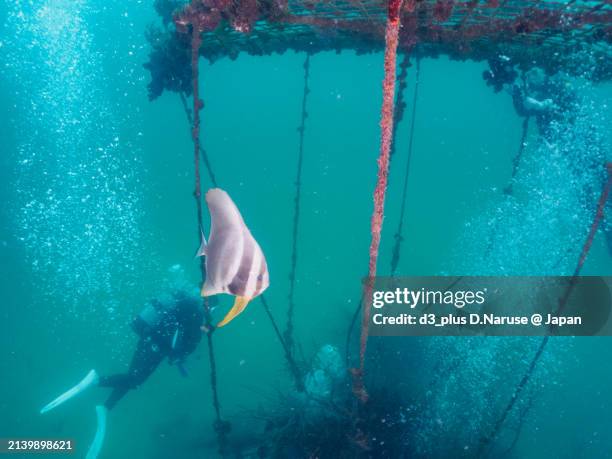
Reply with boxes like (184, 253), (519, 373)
(217, 296), (251, 327)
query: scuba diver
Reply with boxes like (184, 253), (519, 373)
(40, 288), (204, 459)
(482, 57), (576, 139)
(482, 55), (518, 93)
(510, 67), (577, 140)
(483, 58), (612, 257)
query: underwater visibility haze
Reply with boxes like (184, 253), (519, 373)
(1, 0), (612, 458)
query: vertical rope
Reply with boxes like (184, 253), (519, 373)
(180, 91), (218, 187)
(352, 0), (404, 403)
(390, 57), (421, 276)
(188, 25), (229, 456)
(285, 53), (311, 357)
(478, 162), (612, 456)
(184, 30), (303, 397)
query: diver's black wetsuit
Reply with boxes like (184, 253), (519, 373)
(98, 290), (204, 410)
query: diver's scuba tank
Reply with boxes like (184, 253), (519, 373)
(131, 290), (195, 339)
(132, 299), (168, 338)
(132, 290), (204, 357)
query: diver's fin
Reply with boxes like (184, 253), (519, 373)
(177, 361), (189, 378)
(195, 227), (207, 257)
(40, 369), (99, 414)
(217, 296), (251, 327)
(85, 405), (107, 459)
(171, 327), (179, 350)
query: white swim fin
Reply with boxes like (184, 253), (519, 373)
(40, 369), (99, 414)
(172, 327), (179, 350)
(86, 405), (107, 459)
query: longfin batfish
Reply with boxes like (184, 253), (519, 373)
(197, 188), (270, 327)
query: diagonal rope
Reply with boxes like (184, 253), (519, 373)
(478, 162), (612, 457)
(261, 295), (304, 391)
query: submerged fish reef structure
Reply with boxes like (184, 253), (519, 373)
(145, 0), (612, 101)
(144, 0), (612, 456)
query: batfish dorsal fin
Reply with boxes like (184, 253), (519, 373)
(195, 227), (208, 257)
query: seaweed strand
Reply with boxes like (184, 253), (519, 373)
(479, 162), (612, 456)
(285, 53), (311, 358)
(353, 0), (404, 403)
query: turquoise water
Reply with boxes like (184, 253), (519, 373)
(1, 1), (612, 458)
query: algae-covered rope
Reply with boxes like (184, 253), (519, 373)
(352, 0), (404, 403)
(261, 295), (304, 391)
(389, 52), (410, 161)
(179, 91), (218, 188)
(285, 53), (311, 358)
(390, 56), (421, 276)
(181, 25), (303, 395)
(185, 22), (230, 455)
(345, 55), (420, 368)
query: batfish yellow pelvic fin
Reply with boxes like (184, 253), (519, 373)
(217, 296), (251, 327)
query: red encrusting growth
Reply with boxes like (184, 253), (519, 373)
(231, 0), (259, 33)
(353, 0), (404, 403)
(433, 0), (454, 23)
(147, 0), (612, 104)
